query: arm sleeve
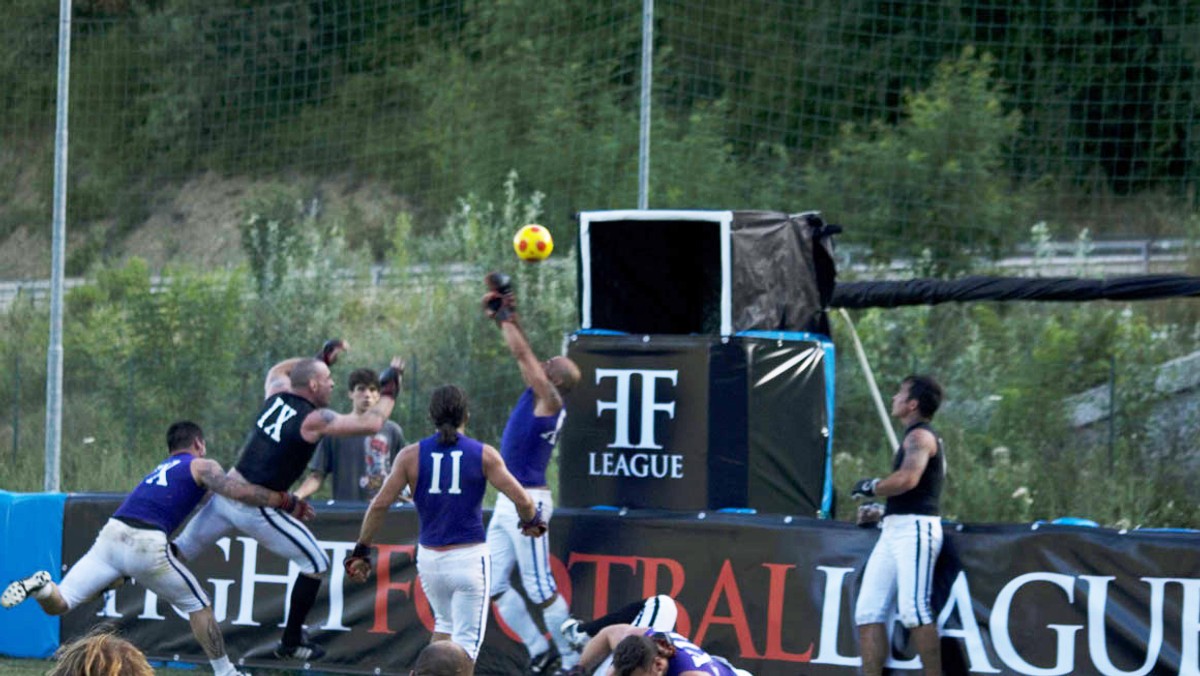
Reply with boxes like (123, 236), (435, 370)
(309, 436), (334, 473)
(386, 421), (405, 462)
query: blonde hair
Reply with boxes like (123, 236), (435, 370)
(49, 626), (154, 676)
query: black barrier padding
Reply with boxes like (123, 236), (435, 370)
(730, 210), (831, 334)
(560, 335), (715, 510)
(59, 496), (1199, 676)
(560, 333), (831, 514)
(588, 219), (724, 334)
(744, 338), (830, 516)
(707, 340), (749, 509)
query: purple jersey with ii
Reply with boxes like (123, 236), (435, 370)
(113, 453), (207, 534)
(649, 630), (739, 676)
(413, 433), (486, 547)
(499, 387), (563, 487)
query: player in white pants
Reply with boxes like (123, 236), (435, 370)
(174, 344), (403, 661)
(174, 492), (331, 575)
(482, 275), (583, 674)
(345, 384), (546, 671)
(851, 375), (946, 676)
(854, 513), (944, 627)
(2, 421), (303, 676)
(488, 487), (558, 614)
(416, 543), (493, 661)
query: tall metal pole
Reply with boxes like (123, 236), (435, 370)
(45, 0), (73, 492)
(637, 0), (654, 210)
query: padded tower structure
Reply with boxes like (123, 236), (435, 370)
(559, 210), (839, 516)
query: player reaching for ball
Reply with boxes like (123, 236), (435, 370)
(480, 272), (583, 673)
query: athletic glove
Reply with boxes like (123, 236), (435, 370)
(518, 506), (548, 537)
(277, 492), (315, 521)
(856, 502), (885, 528)
(484, 271), (513, 295)
(344, 543), (372, 582)
(483, 272), (517, 322)
(851, 478), (880, 499)
(378, 364), (402, 399)
(315, 339), (348, 366)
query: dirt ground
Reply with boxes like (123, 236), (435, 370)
(0, 172), (403, 280)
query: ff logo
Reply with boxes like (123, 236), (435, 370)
(594, 368), (678, 449)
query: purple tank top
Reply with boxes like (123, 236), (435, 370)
(413, 433), (486, 547)
(499, 388), (563, 487)
(647, 630), (738, 676)
(114, 453), (207, 534)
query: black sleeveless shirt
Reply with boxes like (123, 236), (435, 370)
(884, 421), (944, 517)
(234, 392), (319, 491)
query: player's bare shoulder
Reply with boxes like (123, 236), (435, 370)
(905, 425), (938, 456)
(189, 457), (224, 487)
(395, 442), (421, 478)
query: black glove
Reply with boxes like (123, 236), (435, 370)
(379, 365), (402, 399)
(485, 271), (513, 295)
(315, 339), (347, 366)
(851, 478), (879, 499)
(483, 272), (516, 322)
(344, 542), (372, 581)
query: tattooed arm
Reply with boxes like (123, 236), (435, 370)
(300, 401), (395, 444)
(190, 458), (284, 508)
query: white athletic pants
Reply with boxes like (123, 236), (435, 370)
(854, 513), (943, 628)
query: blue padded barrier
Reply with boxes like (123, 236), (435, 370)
(0, 490), (67, 658)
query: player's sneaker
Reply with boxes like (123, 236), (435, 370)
(530, 646), (562, 675)
(560, 617), (589, 652)
(2, 570), (51, 609)
(273, 640), (325, 661)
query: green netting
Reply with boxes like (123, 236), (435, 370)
(2, 0), (1197, 273)
(0, 1), (1197, 525)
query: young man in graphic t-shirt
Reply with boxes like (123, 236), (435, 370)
(296, 367), (407, 502)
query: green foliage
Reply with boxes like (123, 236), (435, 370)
(832, 295), (1199, 528)
(2, 211), (1197, 527)
(239, 183), (326, 294)
(805, 48), (1026, 275)
(1, 2), (1198, 530)
(5, 0), (1198, 265)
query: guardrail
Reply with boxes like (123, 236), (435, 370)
(837, 238), (1190, 278)
(0, 239), (1192, 312)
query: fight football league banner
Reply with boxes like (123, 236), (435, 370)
(557, 332), (833, 515)
(60, 496), (1200, 675)
(558, 334), (714, 511)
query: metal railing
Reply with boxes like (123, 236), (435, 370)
(0, 239), (1192, 312)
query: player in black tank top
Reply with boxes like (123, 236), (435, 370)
(235, 391), (320, 491)
(850, 375), (946, 676)
(884, 420), (944, 516)
(172, 340), (406, 662)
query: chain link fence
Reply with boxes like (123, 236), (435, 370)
(0, 0), (1197, 523)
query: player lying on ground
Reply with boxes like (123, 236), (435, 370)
(568, 624), (753, 676)
(559, 596), (679, 676)
(2, 421), (307, 676)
